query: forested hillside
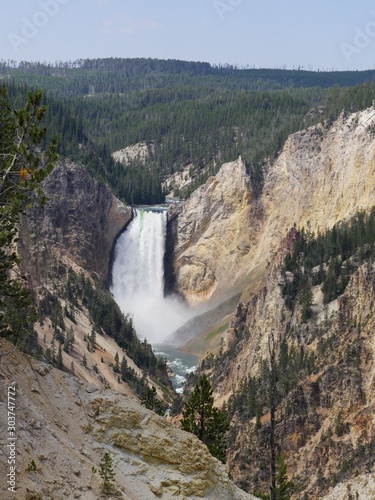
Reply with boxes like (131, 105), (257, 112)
(0, 81), (173, 401)
(3, 58), (375, 94)
(2, 58), (375, 204)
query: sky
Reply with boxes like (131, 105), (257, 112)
(1, 0), (375, 71)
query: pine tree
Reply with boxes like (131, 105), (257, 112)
(56, 342), (63, 369)
(141, 386), (165, 416)
(64, 326), (75, 353)
(98, 452), (116, 494)
(275, 454), (295, 500)
(298, 275), (313, 323)
(51, 338), (56, 364)
(0, 85), (57, 352)
(269, 331), (277, 500)
(89, 327), (96, 351)
(113, 352), (120, 373)
(121, 355), (128, 380)
(181, 374), (229, 463)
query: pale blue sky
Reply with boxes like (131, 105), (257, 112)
(1, 0), (375, 70)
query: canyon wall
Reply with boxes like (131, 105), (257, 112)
(0, 338), (257, 500)
(217, 258), (375, 498)
(172, 157), (260, 305)
(258, 107), (375, 261)
(172, 107), (375, 305)
(175, 106), (375, 498)
(18, 160), (132, 289)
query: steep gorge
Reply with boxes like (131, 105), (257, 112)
(5, 102), (375, 499)
(8, 159), (256, 499)
(172, 106), (375, 498)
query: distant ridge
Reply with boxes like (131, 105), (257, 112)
(2, 57), (375, 93)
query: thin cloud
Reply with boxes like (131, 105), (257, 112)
(101, 16), (164, 36)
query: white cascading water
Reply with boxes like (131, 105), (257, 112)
(111, 208), (192, 344)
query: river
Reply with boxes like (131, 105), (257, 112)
(110, 207), (198, 389)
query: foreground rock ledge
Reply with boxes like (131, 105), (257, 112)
(0, 339), (257, 500)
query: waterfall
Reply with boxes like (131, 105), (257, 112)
(111, 208), (191, 343)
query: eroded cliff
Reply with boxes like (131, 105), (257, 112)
(18, 160), (132, 288)
(172, 157), (260, 305)
(258, 107), (375, 261)
(0, 339), (257, 500)
(225, 261), (375, 498)
(172, 107), (375, 305)
(175, 106), (375, 498)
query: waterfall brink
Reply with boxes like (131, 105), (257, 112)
(111, 208), (191, 343)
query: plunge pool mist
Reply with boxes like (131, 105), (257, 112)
(110, 208), (198, 389)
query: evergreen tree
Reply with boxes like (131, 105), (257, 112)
(98, 452), (116, 494)
(56, 342), (63, 369)
(181, 374), (229, 463)
(63, 326), (75, 353)
(89, 327), (96, 351)
(0, 85), (57, 352)
(269, 331), (277, 500)
(121, 355), (128, 380)
(298, 275), (313, 322)
(113, 352), (120, 373)
(141, 386), (165, 416)
(275, 454), (295, 500)
(50, 337), (56, 364)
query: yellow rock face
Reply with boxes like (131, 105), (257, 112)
(258, 108), (375, 262)
(174, 157), (257, 305)
(174, 108), (375, 305)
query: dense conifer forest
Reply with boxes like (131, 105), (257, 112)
(282, 208), (375, 311)
(2, 58), (375, 204)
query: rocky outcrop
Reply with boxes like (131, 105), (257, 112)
(18, 160), (132, 286)
(202, 253), (375, 498)
(0, 339), (257, 500)
(321, 474), (375, 500)
(257, 107), (375, 261)
(173, 157), (260, 305)
(172, 107), (375, 305)
(112, 141), (151, 166)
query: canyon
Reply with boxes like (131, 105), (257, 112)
(2, 103), (375, 498)
(170, 106), (375, 498)
(1, 158), (255, 499)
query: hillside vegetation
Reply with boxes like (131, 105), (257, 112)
(2, 59), (375, 204)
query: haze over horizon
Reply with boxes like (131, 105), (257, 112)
(1, 0), (375, 72)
